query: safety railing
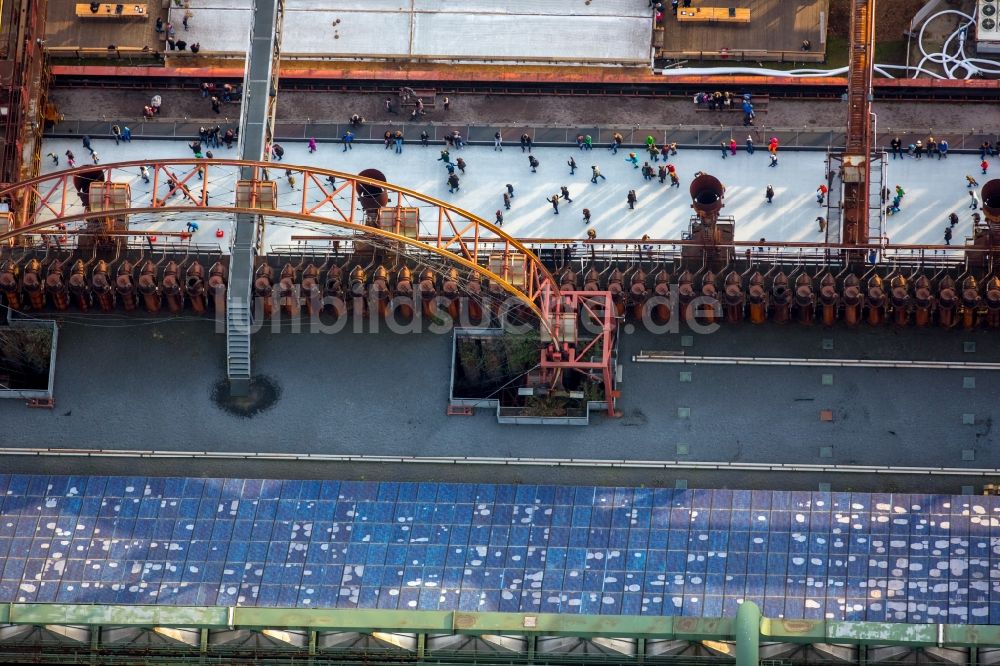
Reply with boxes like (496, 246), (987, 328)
(44, 120), (1000, 152)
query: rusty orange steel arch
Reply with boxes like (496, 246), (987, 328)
(0, 159), (562, 319)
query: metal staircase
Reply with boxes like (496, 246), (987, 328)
(868, 151), (888, 243)
(225, 0), (282, 395)
(226, 262), (253, 389)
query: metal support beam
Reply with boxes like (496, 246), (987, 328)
(227, 0), (283, 395)
(735, 601), (761, 666)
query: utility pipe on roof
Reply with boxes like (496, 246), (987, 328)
(735, 601), (761, 666)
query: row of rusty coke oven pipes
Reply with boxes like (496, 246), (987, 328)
(3, 174), (1000, 330)
(0, 245), (228, 315)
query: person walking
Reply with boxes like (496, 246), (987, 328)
(503, 192), (511, 210)
(560, 185), (572, 203)
(970, 191), (979, 209)
(890, 136), (902, 160)
(816, 184), (828, 205)
(308, 137), (317, 153)
(342, 130), (354, 151)
(528, 155), (539, 173)
(720, 141), (727, 159)
(568, 156), (577, 175)
(627, 189), (637, 210)
(456, 157), (466, 174)
(746, 135), (754, 154)
(766, 184), (774, 203)
(495, 210), (503, 227)
(65, 150), (75, 168)
(494, 131), (503, 151)
(546, 193), (560, 214)
(967, 174), (980, 188)
(447, 173), (460, 193)
(591, 165), (606, 183)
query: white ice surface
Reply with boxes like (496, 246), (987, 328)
(39, 136), (985, 252)
(168, 0), (652, 61)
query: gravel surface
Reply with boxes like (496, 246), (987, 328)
(49, 88), (1000, 134)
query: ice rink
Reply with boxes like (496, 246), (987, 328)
(168, 0), (652, 64)
(38, 136), (989, 251)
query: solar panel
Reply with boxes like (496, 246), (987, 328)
(0, 475), (998, 622)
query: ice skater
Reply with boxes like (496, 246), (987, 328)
(766, 184), (774, 203)
(546, 193), (560, 214)
(447, 173), (460, 193)
(582, 208), (591, 224)
(495, 210), (503, 227)
(560, 185), (572, 203)
(627, 189), (637, 210)
(626, 153), (639, 168)
(816, 184), (828, 205)
(591, 165), (606, 183)
(528, 155), (539, 173)
(503, 192), (511, 210)
(568, 156), (577, 175)
(970, 191), (979, 209)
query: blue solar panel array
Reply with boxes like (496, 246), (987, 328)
(0, 475), (998, 624)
